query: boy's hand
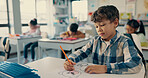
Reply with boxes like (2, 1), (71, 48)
(64, 60), (76, 71)
(85, 65), (107, 74)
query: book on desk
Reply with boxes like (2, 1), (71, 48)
(0, 61), (40, 78)
(50, 37), (78, 41)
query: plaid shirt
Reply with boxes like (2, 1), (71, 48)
(68, 31), (142, 74)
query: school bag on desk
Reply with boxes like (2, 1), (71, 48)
(0, 61), (40, 78)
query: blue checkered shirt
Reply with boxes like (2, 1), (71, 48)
(68, 31), (142, 74)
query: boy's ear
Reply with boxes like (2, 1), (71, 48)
(114, 18), (119, 28)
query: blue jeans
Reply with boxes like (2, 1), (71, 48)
(24, 41), (38, 59)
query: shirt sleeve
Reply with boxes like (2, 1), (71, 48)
(106, 39), (142, 74)
(68, 38), (95, 63)
(30, 28), (41, 36)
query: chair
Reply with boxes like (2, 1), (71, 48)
(124, 33), (147, 78)
(0, 37), (11, 61)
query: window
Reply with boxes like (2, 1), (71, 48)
(36, 0), (48, 24)
(20, 0), (48, 24)
(20, 0), (36, 24)
(0, 0), (9, 37)
(72, 0), (88, 21)
(0, 0), (8, 24)
(20, 0), (48, 33)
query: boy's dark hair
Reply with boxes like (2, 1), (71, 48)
(30, 18), (37, 26)
(127, 19), (145, 36)
(69, 23), (78, 32)
(91, 5), (119, 23)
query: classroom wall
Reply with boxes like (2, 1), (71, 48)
(87, 0), (148, 39)
(9, 0), (148, 54)
(136, 0), (148, 17)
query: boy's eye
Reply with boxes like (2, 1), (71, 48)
(96, 26), (98, 28)
(100, 24), (105, 26)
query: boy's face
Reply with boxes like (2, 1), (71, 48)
(94, 19), (118, 41)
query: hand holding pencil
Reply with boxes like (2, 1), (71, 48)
(60, 46), (76, 71)
(64, 60), (76, 71)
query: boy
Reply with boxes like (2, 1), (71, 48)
(60, 23), (85, 38)
(64, 5), (142, 74)
(60, 23), (85, 59)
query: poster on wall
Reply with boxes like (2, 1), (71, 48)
(144, 0), (148, 10)
(110, 0), (126, 13)
(127, 0), (136, 3)
(126, 4), (135, 16)
(100, 0), (126, 13)
(120, 13), (132, 19)
(89, 0), (96, 11)
(100, 0), (110, 5)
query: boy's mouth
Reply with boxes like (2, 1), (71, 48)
(99, 33), (105, 36)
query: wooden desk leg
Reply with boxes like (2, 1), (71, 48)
(58, 49), (61, 58)
(17, 41), (20, 64)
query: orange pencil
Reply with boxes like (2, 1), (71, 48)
(60, 45), (72, 64)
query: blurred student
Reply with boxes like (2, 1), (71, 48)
(23, 18), (41, 64)
(60, 23), (85, 59)
(125, 19), (147, 45)
(64, 5), (142, 74)
(60, 23), (85, 38)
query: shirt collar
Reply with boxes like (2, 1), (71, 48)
(100, 30), (120, 45)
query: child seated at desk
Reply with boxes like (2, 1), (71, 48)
(64, 5), (143, 74)
(60, 23), (85, 59)
(125, 19), (147, 47)
(60, 23), (85, 38)
(23, 18), (41, 64)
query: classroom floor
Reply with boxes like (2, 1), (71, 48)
(7, 49), (59, 64)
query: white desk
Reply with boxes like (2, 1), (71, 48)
(9, 37), (41, 63)
(26, 57), (145, 78)
(142, 47), (148, 60)
(38, 38), (90, 59)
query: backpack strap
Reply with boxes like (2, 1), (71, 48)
(124, 33), (146, 77)
(0, 37), (11, 59)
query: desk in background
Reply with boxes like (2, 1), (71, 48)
(26, 57), (145, 78)
(38, 38), (90, 59)
(9, 37), (41, 63)
(142, 47), (148, 60)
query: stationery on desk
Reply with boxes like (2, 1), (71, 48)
(26, 57), (145, 78)
(9, 33), (41, 39)
(50, 37), (78, 41)
(37, 38), (90, 59)
(0, 61), (40, 78)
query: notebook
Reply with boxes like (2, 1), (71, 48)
(0, 61), (40, 78)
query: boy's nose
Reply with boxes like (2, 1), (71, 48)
(97, 27), (103, 32)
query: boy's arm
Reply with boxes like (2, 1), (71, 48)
(107, 39), (142, 74)
(73, 31), (85, 38)
(68, 38), (95, 63)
